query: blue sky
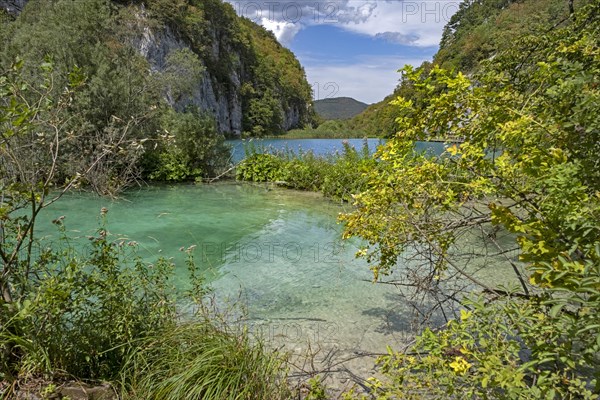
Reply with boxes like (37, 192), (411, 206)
(227, 1), (461, 104)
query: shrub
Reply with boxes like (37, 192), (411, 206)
(1, 221), (177, 381)
(235, 140), (377, 201)
(145, 108), (230, 182)
(236, 152), (285, 182)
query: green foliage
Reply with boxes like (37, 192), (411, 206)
(436, 0), (573, 72)
(2, 222), (178, 380)
(161, 48), (205, 103)
(238, 17), (314, 135)
(0, 0), (163, 195)
(0, 64), (180, 382)
(236, 141), (377, 202)
(342, 3), (600, 398)
(367, 291), (599, 399)
(304, 375), (328, 400)
(320, 142), (376, 201)
(121, 322), (290, 400)
(244, 88), (283, 137)
(283, 120), (371, 139)
(344, 90), (403, 138)
(236, 153), (285, 183)
(145, 108), (229, 182)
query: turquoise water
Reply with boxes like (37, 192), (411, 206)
(36, 181), (519, 367)
(37, 183), (416, 353)
(227, 138), (447, 162)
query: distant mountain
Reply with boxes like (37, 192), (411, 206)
(314, 97), (368, 120)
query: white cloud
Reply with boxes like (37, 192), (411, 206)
(227, 0), (460, 47)
(335, 1), (460, 47)
(374, 31), (420, 45)
(305, 55), (423, 104)
(259, 17), (303, 45)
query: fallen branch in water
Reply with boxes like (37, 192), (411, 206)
(205, 163), (238, 183)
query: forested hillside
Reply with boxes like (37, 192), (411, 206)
(344, 0), (577, 137)
(0, 0), (313, 136)
(0, 0), (314, 190)
(313, 97), (368, 120)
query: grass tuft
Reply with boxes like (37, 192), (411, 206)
(121, 321), (290, 400)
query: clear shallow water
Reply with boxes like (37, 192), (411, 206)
(36, 183), (415, 355)
(36, 181), (520, 390)
(227, 138), (447, 163)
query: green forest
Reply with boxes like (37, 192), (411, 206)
(2, 0), (600, 398)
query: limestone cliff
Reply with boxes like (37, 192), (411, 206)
(1, 0), (313, 136)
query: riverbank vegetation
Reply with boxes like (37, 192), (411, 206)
(236, 141), (377, 202)
(275, 124), (374, 139)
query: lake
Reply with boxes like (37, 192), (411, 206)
(37, 183), (419, 363)
(227, 138), (448, 162)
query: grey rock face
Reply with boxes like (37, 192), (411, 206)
(132, 20), (243, 135)
(130, 11), (304, 136)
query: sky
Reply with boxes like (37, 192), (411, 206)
(226, 0), (461, 104)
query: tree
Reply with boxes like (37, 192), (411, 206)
(342, 3), (600, 398)
(144, 107), (229, 182)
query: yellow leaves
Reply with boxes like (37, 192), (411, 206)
(549, 147), (567, 164)
(390, 96), (413, 110)
(534, 312), (546, 322)
(469, 176), (493, 195)
(449, 356), (472, 375)
(446, 70), (471, 91)
(489, 203), (526, 233)
(355, 248), (368, 258)
(370, 265), (381, 282)
(446, 144), (460, 156)
(460, 309), (472, 322)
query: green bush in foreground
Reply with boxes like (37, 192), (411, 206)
(1, 221), (178, 381)
(342, 3), (600, 398)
